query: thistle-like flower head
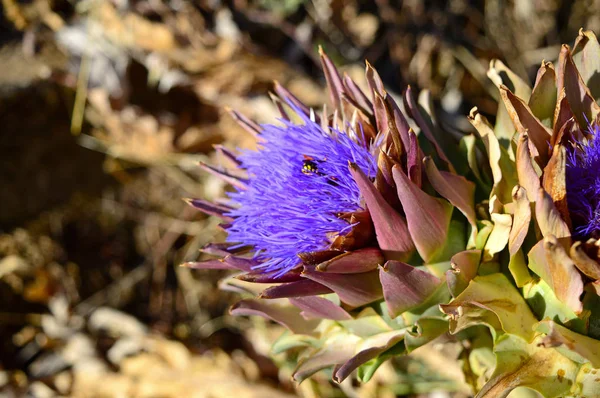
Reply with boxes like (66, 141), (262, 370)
(185, 49), (478, 388)
(226, 113), (377, 275)
(566, 124), (600, 239)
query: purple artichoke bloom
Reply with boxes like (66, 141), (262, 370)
(225, 111), (377, 275)
(184, 50), (479, 385)
(566, 124), (600, 239)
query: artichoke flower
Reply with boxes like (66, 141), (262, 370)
(442, 30), (600, 397)
(185, 48), (480, 388)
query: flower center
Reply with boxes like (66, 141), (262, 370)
(225, 116), (376, 275)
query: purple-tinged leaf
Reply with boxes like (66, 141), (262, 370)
(184, 198), (234, 221)
(423, 156), (477, 228)
(343, 73), (373, 115)
(259, 279), (333, 299)
(302, 267), (383, 308)
(198, 162), (247, 190)
(333, 330), (405, 383)
(380, 93), (406, 157)
(182, 254), (256, 272)
(376, 149), (397, 187)
(385, 95), (411, 150)
(392, 165), (453, 262)
(273, 81), (315, 121)
(214, 144), (241, 167)
(380, 260), (441, 318)
(226, 108), (261, 137)
(365, 60), (386, 98)
(404, 86), (454, 173)
(407, 131), (422, 187)
(375, 150), (402, 209)
(230, 299), (318, 334)
(199, 243), (251, 257)
(349, 163), (415, 260)
(289, 296), (352, 321)
(319, 47), (344, 109)
(269, 92), (291, 121)
(298, 250), (343, 265)
(236, 268), (303, 283)
(341, 93), (371, 121)
(373, 93), (400, 159)
(316, 248), (384, 273)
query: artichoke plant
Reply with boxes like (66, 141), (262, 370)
(186, 48), (480, 392)
(442, 29), (600, 397)
(186, 30), (600, 396)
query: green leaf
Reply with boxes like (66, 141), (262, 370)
(508, 249), (533, 288)
(469, 332), (496, 390)
(583, 283), (600, 339)
(339, 307), (393, 338)
(468, 109), (518, 204)
(460, 134), (491, 190)
(292, 331), (360, 383)
(357, 341), (406, 383)
(572, 30), (600, 100)
(573, 363), (600, 397)
(271, 331), (321, 355)
(483, 213), (511, 262)
(537, 320), (600, 368)
(528, 62), (557, 127)
(440, 273), (538, 341)
(487, 60), (532, 145)
(405, 317), (448, 353)
(523, 279), (586, 334)
(477, 334), (579, 398)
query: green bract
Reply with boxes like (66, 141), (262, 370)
(453, 29), (600, 397)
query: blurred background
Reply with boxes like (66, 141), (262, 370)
(0, 1), (599, 396)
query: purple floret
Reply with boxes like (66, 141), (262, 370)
(225, 111), (377, 275)
(566, 124), (600, 239)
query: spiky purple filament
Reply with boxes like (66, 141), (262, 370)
(566, 124), (600, 239)
(226, 112), (377, 275)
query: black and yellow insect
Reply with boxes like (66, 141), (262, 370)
(302, 158), (321, 176)
(301, 155), (338, 186)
